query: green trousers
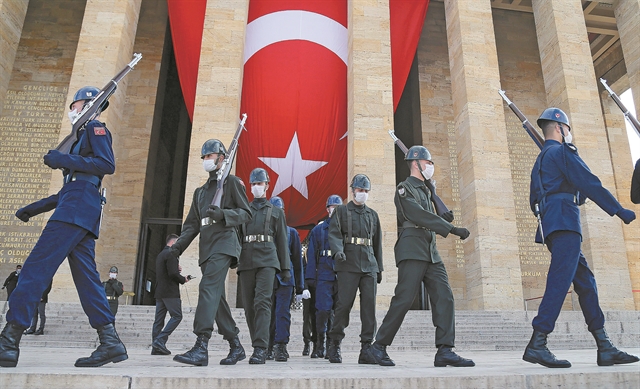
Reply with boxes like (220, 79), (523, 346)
(327, 271), (377, 343)
(239, 267), (276, 348)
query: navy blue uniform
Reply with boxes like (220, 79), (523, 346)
(8, 120), (115, 329)
(529, 139), (623, 334)
(306, 218), (337, 314)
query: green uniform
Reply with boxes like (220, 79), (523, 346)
(327, 201), (382, 343)
(238, 197), (289, 349)
(376, 175), (457, 348)
(172, 173), (251, 340)
(103, 278), (123, 316)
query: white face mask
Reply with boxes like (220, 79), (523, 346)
(251, 185), (266, 198)
(327, 206), (336, 217)
(16, 269), (21, 275)
(354, 192), (368, 204)
(109, 273), (117, 279)
(68, 109), (80, 123)
(203, 159), (218, 172)
(563, 131), (573, 144)
(421, 163), (435, 180)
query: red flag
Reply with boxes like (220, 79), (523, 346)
(237, 0), (348, 237)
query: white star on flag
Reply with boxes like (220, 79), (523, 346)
(259, 132), (328, 199)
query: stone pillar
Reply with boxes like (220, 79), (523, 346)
(532, 0), (634, 310)
(615, 0), (640, 120)
(444, 0), (523, 310)
(348, 0), (397, 307)
(0, 0), (29, 115)
(184, 0), (249, 306)
(53, 0), (142, 301)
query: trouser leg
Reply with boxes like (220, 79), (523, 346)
(152, 299), (168, 341)
(193, 254), (231, 338)
(327, 272), (360, 342)
(533, 231), (581, 334)
(376, 260), (426, 346)
(358, 273), (377, 343)
(572, 253), (605, 332)
(239, 269), (258, 345)
(424, 261), (455, 347)
(274, 285), (293, 344)
(215, 292), (240, 341)
(37, 303), (46, 329)
(158, 298), (183, 341)
(252, 267), (276, 349)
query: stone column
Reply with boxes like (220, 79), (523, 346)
(53, 0), (142, 301)
(0, 0), (29, 115)
(532, 0), (634, 310)
(348, 0), (397, 307)
(615, 0), (640, 119)
(444, 0), (523, 310)
(184, 0), (249, 306)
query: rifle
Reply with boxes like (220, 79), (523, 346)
(99, 188), (107, 232)
(388, 130), (452, 220)
(56, 53), (143, 154)
(499, 90), (544, 150)
(211, 114), (248, 207)
(600, 78), (640, 138)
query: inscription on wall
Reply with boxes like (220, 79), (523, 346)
(446, 122), (465, 268)
(0, 83), (66, 268)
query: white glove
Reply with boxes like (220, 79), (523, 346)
(295, 294), (303, 304)
(302, 289), (311, 299)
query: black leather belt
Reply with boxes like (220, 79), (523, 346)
(344, 237), (372, 246)
(64, 172), (101, 187)
(244, 235), (273, 243)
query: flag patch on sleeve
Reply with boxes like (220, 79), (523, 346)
(94, 127), (106, 136)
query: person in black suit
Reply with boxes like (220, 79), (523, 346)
(2, 265), (22, 300)
(151, 234), (191, 355)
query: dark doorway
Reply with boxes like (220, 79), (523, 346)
(133, 22), (192, 305)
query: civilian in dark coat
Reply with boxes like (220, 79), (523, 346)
(2, 265), (22, 300)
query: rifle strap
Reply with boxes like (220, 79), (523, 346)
(263, 203), (273, 238)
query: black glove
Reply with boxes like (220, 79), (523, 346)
(15, 207), (32, 222)
(281, 271), (291, 284)
(616, 208), (636, 224)
(450, 227), (470, 240)
(377, 272), (382, 284)
(441, 210), (454, 223)
(334, 252), (346, 262)
(206, 205), (224, 222)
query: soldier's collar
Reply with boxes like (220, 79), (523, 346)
(407, 176), (426, 187)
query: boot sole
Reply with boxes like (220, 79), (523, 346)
(0, 360), (18, 368)
(173, 356), (208, 366)
(434, 361), (475, 367)
(522, 355), (571, 368)
(75, 353), (128, 368)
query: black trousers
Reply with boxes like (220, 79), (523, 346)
(28, 302), (46, 331)
(152, 297), (183, 343)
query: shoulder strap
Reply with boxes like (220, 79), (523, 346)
(264, 203), (273, 237)
(347, 206), (353, 241)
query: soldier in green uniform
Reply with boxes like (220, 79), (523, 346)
(171, 139), (251, 367)
(238, 168), (290, 364)
(326, 174), (383, 364)
(369, 145), (474, 367)
(102, 266), (123, 316)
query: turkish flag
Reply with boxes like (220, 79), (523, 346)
(237, 0), (348, 239)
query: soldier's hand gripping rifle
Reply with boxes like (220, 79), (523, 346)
(498, 90), (544, 150)
(56, 53), (143, 154)
(389, 130), (453, 221)
(211, 114), (248, 207)
(600, 78), (640, 138)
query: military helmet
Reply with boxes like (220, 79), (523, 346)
(201, 139), (227, 159)
(269, 196), (284, 209)
(350, 174), (371, 190)
(326, 194), (343, 207)
(537, 107), (570, 130)
(70, 86), (108, 111)
(109, 266), (118, 273)
(404, 145), (432, 161)
(250, 167), (270, 183)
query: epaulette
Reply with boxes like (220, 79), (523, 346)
(397, 182), (407, 198)
(563, 142), (578, 153)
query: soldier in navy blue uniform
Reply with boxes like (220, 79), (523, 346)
(266, 196), (304, 362)
(305, 194), (342, 359)
(523, 107), (639, 368)
(0, 87), (127, 368)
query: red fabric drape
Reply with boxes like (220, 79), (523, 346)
(390, 0), (430, 111)
(167, 0), (206, 122)
(237, 1), (348, 239)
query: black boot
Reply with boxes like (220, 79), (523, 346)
(311, 333), (325, 358)
(369, 342), (395, 366)
(173, 335), (209, 366)
(220, 336), (246, 365)
(302, 340), (310, 356)
(75, 323), (128, 367)
(274, 343), (288, 362)
(249, 347), (267, 364)
(523, 330), (571, 368)
(34, 328), (44, 336)
(266, 346), (274, 360)
(0, 323), (25, 368)
(24, 328), (35, 335)
(151, 337), (171, 355)
(327, 339), (342, 363)
(591, 328), (640, 366)
(358, 342), (377, 364)
(434, 345), (475, 367)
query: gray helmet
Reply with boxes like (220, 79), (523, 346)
(269, 196), (284, 209)
(537, 108), (570, 130)
(70, 86), (108, 111)
(326, 194), (343, 207)
(109, 266), (118, 273)
(201, 139), (227, 159)
(250, 168), (270, 183)
(405, 145), (432, 161)
(350, 174), (371, 190)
